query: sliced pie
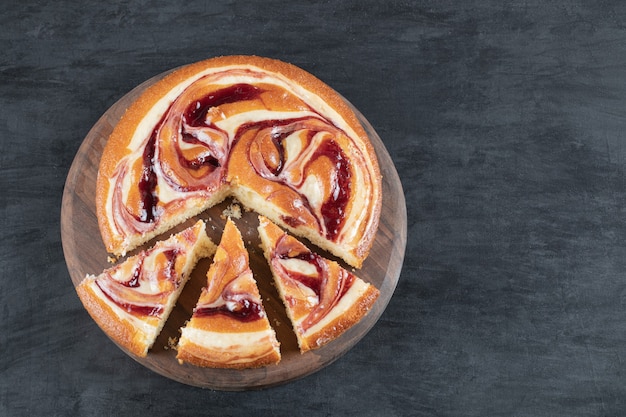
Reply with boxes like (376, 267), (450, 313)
(177, 218), (281, 368)
(257, 216), (379, 353)
(76, 220), (216, 357)
(97, 55), (381, 268)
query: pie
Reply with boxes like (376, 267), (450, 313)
(257, 216), (380, 352)
(176, 218), (281, 368)
(76, 220), (216, 357)
(96, 55), (381, 268)
(82, 56), (383, 366)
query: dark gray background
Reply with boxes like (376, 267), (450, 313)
(2, 1), (626, 416)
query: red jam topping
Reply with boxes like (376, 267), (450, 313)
(244, 118), (352, 238)
(183, 83), (263, 127)
(138, 132), (158, 223)
(272, 235), (354, 331)
(194, 295), (264, 322)
(314, 140), (351, 240)
(133, 85), (263, 225)
(96, 277), (165, 317)
(95, 248), (182, 317)
(114, 79), (358, 243)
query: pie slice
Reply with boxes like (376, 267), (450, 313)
(76, 220), (216, 357)
(97, 55), (381, 268)
(177, 218), (281, 368)
(257, 216), (380, 353)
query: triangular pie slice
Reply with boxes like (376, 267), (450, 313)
(257, 216), (380, 353)
(76, 220), (216, 357)
(177, 218), (281, 368)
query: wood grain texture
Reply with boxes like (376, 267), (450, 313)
(60, 71), (407, 390)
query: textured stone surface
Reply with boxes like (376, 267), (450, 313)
(3, 1), (626, 415)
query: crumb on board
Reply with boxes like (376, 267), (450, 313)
(166, 337), (179, 351)
(107, 256), (117, 264)
(221, 202), (242, 219)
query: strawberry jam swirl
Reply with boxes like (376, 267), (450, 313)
(95, 229), (196, 317)
(96, 248), (180, 317)
(193, 250), (265, 322)
(241, 117), (351, 240)
(271, 234), (354, 331)
(107, 68), (375, 248)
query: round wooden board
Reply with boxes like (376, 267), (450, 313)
(61, 71), (407, 390)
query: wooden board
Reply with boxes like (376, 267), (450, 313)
(61, 71), (407, 390)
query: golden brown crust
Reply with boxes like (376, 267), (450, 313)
(176, 340), (281, 369)
(77, 279), (154, 357)
(187, 313), (271, 334)
(96, 55), (381, 266)
(299, 284), (379, 352)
